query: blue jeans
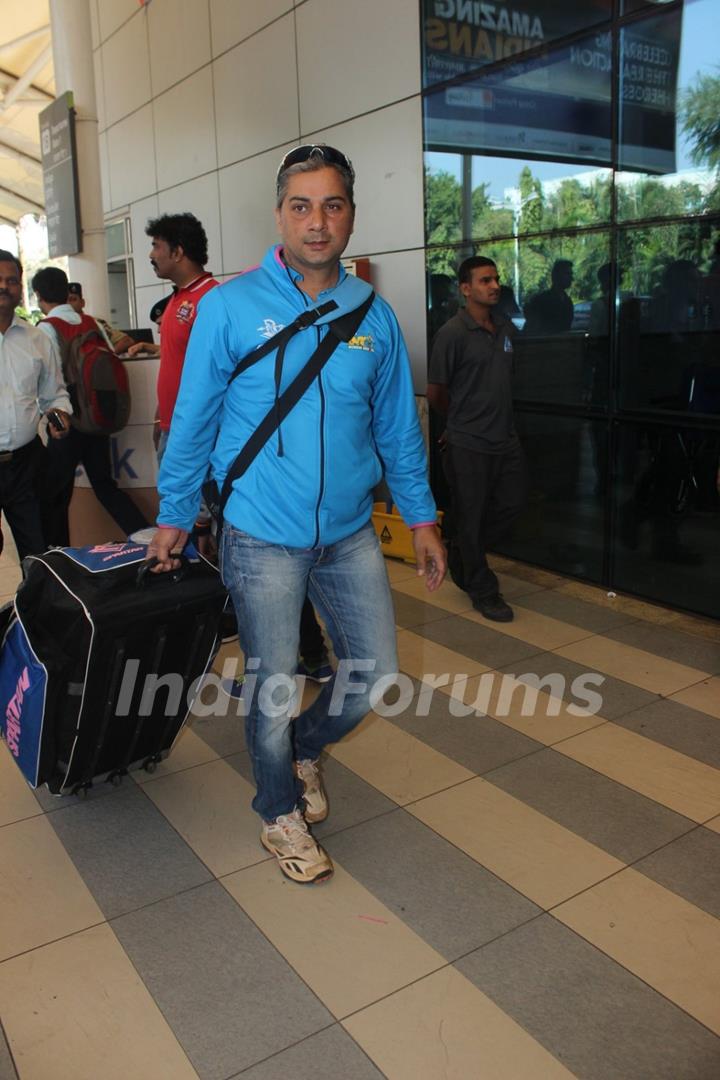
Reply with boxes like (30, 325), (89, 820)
(220, 521), (398, 821)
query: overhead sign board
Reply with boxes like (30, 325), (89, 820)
(422, 0), (681, 173)
(39, 92), (82, 257)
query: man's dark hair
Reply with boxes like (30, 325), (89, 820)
(276, 156), (355, 210)
(145, 213), (208, 266)
(458, 256), (496, 286)
(0, 249), (22, 275)
(31, 266), (69, 304)
(551, 259), (573, 285)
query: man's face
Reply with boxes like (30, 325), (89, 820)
(0, 261), (22, 319)
(68, 291), (84, 313)
(149, 237), (178, 280)
(461, 265), (500, 308)
(275, 166), (354, 277)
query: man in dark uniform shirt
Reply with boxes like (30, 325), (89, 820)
(427, 256), (526, 622)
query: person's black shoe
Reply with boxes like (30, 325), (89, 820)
(472, 593), (514, 622)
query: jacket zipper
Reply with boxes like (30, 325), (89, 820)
(286, 265), (325, 547)
(314, 326), (325, 548)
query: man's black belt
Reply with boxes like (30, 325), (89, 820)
(0, 437), (40, 464)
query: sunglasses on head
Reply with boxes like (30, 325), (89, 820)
(276, 145), (355, 185)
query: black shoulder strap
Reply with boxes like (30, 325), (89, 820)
(217, 291), (375, 519)
(227, 300), (338, 387)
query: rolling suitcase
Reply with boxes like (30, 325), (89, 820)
(0, 541), (228, 795)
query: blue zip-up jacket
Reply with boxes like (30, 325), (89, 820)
(157, 245), (436, 547)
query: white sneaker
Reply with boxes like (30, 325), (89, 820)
(261, 808), (333, 884)
(294, 758), (328, 823)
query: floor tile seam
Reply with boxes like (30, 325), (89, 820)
(390, 587), (460, 620)
(437, 907), (551, 967)
(96, 919), (206, 1078)
(326, 723), (484, 805)
(548, 642), (712, 697)
(429, 605), (601, 653)
(552, 630), (716, 682)
(131, 749), (225, 788)
(617, 820), (720, 910)
(541, 835), (716, 922)
(133, 778), (274, 884)
(478, 751), (713, 869)
(402, 780), (703, 911)
(493, 664), (669, 724)
(0, 1017), (19, 1080)
(211, 872), (423, 1028)
(476, 759), (684, 864)
(509, 602), (642, 641)
(311, 803), (402, 844)
(397, 784), (608, 909)
(418, 626), (552, 670)
(100, 874), (234, 931)
(600, 697), (720, 769)
(69, 825), (376, 1060)
(546, 723), (720, 820)
(543, 909), (720, 1042)
(226, 1019), (378, 1079)
(667, 674), (720, 712)
(378, 684), (556, 765)
(551, 620), (718, 665)
(331, 955), (455, 1024)
(476, 695), (612, 749)
(0, 914), (110, 967)
(179, 727), (250, 765)
(0, 806), (47, 831)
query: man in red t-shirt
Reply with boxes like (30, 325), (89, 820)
(143, 213), (218, 463)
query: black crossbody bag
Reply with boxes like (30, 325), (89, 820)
(203, 291), (375, 530)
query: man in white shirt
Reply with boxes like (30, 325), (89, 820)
(32, 267), (148, 546)
(0, 250), (71, 559)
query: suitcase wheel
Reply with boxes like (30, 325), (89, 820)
(144, 757), (158, 774)
(108, 771), (124, 787)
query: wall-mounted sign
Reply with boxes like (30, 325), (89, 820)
(39, 92), (81, 257)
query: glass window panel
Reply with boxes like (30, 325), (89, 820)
(423, 30), (612, 166)
(421, 0), (612, 88)
(620, 0), (691, 14)
(513, 232), (612, 407)
(425, 153), (613, 245)
(618, 222), (720, 416)
(618, 0), (720, 219)
(612, 418), (718, 617)
(498, 412), (606, 581)
(105, 221), (127, 260)
(426, 236), (612, 407)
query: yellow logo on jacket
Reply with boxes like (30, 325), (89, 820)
(347, 335), (374, 351)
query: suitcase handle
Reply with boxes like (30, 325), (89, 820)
(136, 555), (190, 587)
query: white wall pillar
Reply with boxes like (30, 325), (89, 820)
(48, 0), (109, 319)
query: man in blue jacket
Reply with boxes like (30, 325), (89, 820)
(148, 145), (445, 884)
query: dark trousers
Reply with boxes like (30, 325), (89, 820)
(0, 438), (46, 560)
(42, 429), (149, 547)
(299, 596), (327, 666)
(444, 441), (526, 601)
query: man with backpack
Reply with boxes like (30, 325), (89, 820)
(147, 145), (446, 885)
(0, 251), (71, 559)
(32, 267), (149, 546)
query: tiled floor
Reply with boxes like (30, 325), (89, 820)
(1, 539), (719, 1079)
